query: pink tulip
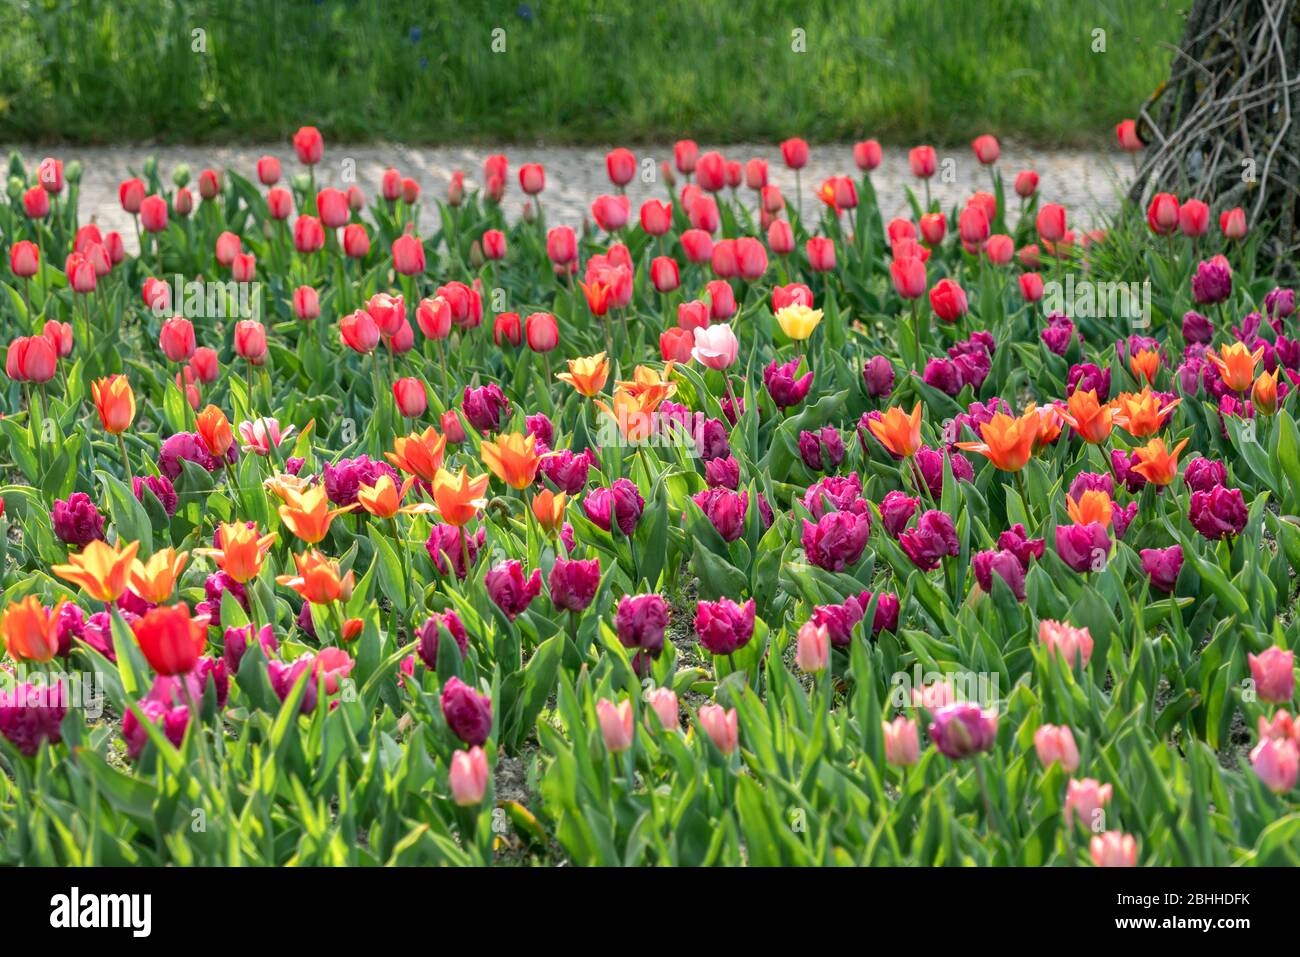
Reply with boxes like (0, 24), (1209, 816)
(238, 417), (295, 456)
(794, 621), (829, 673)
(1033, 724), (1080, 773)
(449, 746), (489, 806)
(646, 687), (679, 732)
(1039, 619), (1094, 668)
(1248, 647), (1294, 704)
(597, 698), (634, 753)
(1064, 777), (1113, 829)
(698, 703), (738, 755)
(691, 324), (738, 370)
(883, 715), (920, 767)
(1090, 831), (1138, 867)
(1250, 737), (1299, 793)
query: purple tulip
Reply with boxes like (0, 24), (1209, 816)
(1191, 256), (1232, 304)
(719, 394), (744, 427)
(928, 702), (998, 759)
(693, 488), (749, 542)
(1189, 485), (1248, 540)
(810, 600), (863, 646)
(549, 557), (601, 612)
(268, 658), (318, 715)
(426, 524), (485, 580)
(1066, 363), (1110, 401)
(858, 590), (901, 635)
(222, 623), (277, 673)
(922, 357), (964, 396)
(122, 696), (189, 760)
(296, 601), (317, 640)
(1140, 545), (1183, 593)
(801, 511), (871, 572)
(1182, 310), (1214, 344)
(803, 474), (868, 520)
(53, 603), (84, 658)
(1041, 311), (1075, 355)
(952, 349), (991, 391)
(441, 676), (492, 746)
(51, 492), (106, 547)
(462, 383), (510, 433)
(705, 455), (740, 490)
(133, 474), (179, 517)
(158, 430), (237, 480)
(484, 560), (542, 620)
(416, 610), (469, 668)
(323, 455), (399, 507)
(583, 478), (644, 536)
(1264, 286), (1295, 326)
(914, 445), (973, 498)
(763, 358), (814, 410)
(694, 598), (756, 655)
(899, 510), (959, 571)
(880, 490), (920, 538)
(1183, 456), (1227, 493)
(615, 594), (670, 656)
(1110, 501), (1138, 539)
(862, 355), (895, 397)
(1110, 449), (1148, 494)
(798, 426), (844, 472)
(697, 417), (732, 461)
(1054, 522), (1111, 573)
(194, 571), (248, 630)
(524, 412), (554, 449)
(972, 548), (1026, 601)
(1068, 471), (1114, 502)
(539, 448), (593, 495)
(0, 681), (67, 756)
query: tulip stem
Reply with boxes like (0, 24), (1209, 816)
(117, 433), (132, 479)
(974, 756), (1004, 838)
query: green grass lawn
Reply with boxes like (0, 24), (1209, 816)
(0, 0), (1184, 146)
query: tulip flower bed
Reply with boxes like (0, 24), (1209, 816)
(0, 127), (1297, 868)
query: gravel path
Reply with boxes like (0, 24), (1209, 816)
(5, 142), (1133, 254)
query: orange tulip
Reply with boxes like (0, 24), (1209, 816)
(52, 538), (140, 602)
(199, 522), (277, 582)
(594, 388), (660, 442)
(91, 375), (136, 434)
(1209, 342), (1266, 393)
(1253, 368), (1279, 415)
(263, 472), (312, 501)
(867, 402), (923, 458)
(480, 431), (542, 489)
(1128, 349), (1161, 385)
(1111, 389), (1181, 438)
(385, 426), (447, 482)
(579, 280), (613, 317)
(196, 404), (234, 457)
(955, 408), (1040, 472)
(616, 363), (677, 409)
(1, 595), (66, 663)
(277, 485), (356, 544)
(1130, 436), (1190, 486)
(276, 549), (355, 605)
(1066, 489), (1113, 527)
(357, 474), (436, 519)
(531, 489), (567, 533)
(431, 467), (490, 526)
(1059, 390), (1114, 444)
(129, 548), (189, 604)
(556, 352), (610, 397)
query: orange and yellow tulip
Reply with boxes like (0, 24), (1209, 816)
(431, 467), (490, 526)
(531, 488), (567, 533)
(1059, 390), (1114, 444)
(1130, 436), (1190, 486)
(867, 402), (923, 458)
(129, 548), (189, 604)
(199, 522), (277, 582)
(91, 375), (136, 434)
(357, 474), (436, 519)
(1128, 348), (1161, 385)
(556, 352), (610, 397)
(1253, 368), (1279, 415)
(277, 485), (357, 544)
(1111, 389), (1181, 438)
(594, 388), (661, 442)
(1, 595), (66, 663)
(955, 408), (1040, 472)
(1066, 489), (1113, 527)
(52, 539), (140, 602)
(480, 432), (542, 489)
(1209, 342), (1266, 393)
(386, 426), (447, 482)
(276, 550), (355, 605)
(196, 404), (234, 458)
(615, 363), (677, 408)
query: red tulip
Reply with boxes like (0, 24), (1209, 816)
(660, 326), (694, 363)
(519, 163), (545, 195)
(342, 223), (370, 258)
(416, 296), (452, 340)
(767, 219), (794, 255)
(1019, 272), (1044, 302)
(315, 187), (349, 228)
(159, 317), (196, 362)
(22, 187), (49, 219)
(919, 212), (946, 245)
(7, 336), (57, 382)
(340, 310), (379, 354)
(591, 194), (631, 232)
(42, 320), (73, 358)
(1014, 170), (1039, 197)
(806, 237), (836, 272)
(400, 178), (419, 205)
(392, 234), (426, 275)
(1115, 119), (1142, 151)
(447, 170), (465, 206)
(854, 140), (882, 171)
(735, 237), (768, 281)
(143, 277), (171, 312)
(929, 278), (968, 322)
(890, 257), (927, 299)
(294, 215), (325, 253)
(780, 138), (809, 170)
(119, 178), (145, 214)
(688, 194), (720, 233)
(140, 195), (168, 232)
(1179, 199), (1209, 237)
(985, 234), (1014, 265)
(650, 256), (679, 292)
(1036, 203), (1067, 243)
(198, 168), (221, 200)
(174, 188), (194, 217)
(681, 228), (714, 264)
(606, 148), (636, 186)
(1146, 193), (1180, 236)
(639, 200), (672, 236)
(65, 253), (96, 293)
(909, 145), (937, 178)
(267, 187), (293, 220)
(9, 241), (39, 278)
(1220, 207), (1247, 239)
(293, 286), (320, 321)
(546, 225), (577, 265)
(706, 279), (736, 320)
(105, 232), (125, 264)
(190, 347), (219, 383)
(231, 252), (256, 283)
(971, 134), (1000, 165)
(524, 312), (558, 352)
(256, 155), (281, 185)
(744, 158), (768, 190)
(674, 140), (699, 174)
(482, 229), (506, 261)
(38, 157), (64, 194)
(493, 312), (522, 348)
(695, 151), (727, 192)
(233, 320), (268, 364)
(392, 378), (428, 418)
(380, 168), (402, 201)
(293, 126), (324, 165)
